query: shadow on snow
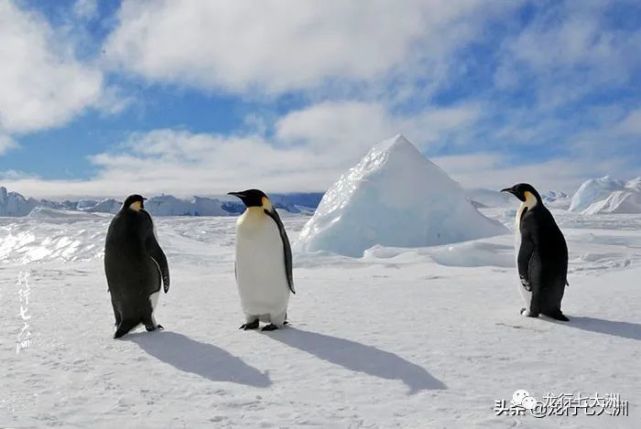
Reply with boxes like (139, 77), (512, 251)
(265, 327), (446, 394)
(129, 331), (271, 387)
(561, 316), (641, 341)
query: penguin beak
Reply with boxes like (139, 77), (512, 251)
(500, 187), (514, 195)
(227, 191), (245, 198)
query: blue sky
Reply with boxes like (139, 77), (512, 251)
(0, 0), (640, 198)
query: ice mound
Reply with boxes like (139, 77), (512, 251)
(27, 207), (102, 219)
(570, 176), (641, 214)
(542, 190), (571, 209)
(583, 190), (641, 215)
(464, 188), (513, 208)
(296, 135), (508, 256)
(0, 186), (38, 216)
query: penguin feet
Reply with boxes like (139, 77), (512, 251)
(261, 324), (279, 331)
(145, 324), (164, 332)
(545, 310), (570, 322)
(114, 319), (138, 339)
(240, 320), (259, 330)
(520, 308), (539, 318)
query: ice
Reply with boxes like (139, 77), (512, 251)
(81, 198), (122, 214)
(0, 187), (321, 217)
(465, 188), (513, 208)
(0, 186), (38, 216)
(296, 135), (508, 256)
(1, 208), (640, 427)
(569, 176), (641, 214)
(541, 190), (571, 209)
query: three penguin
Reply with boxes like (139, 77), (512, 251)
(104, 195), (170, 338)
(501, 183), (569, 321)
(228, 189), (294, 331)
(104, 184), (569, 337)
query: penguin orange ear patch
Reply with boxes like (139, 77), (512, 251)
(129, 201), (143, 212)
(261, 196), (272, 210)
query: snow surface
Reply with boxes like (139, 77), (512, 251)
(297, 135), (508, 256)
(1, 206), (640, 427)
(569, 176), (641, 214)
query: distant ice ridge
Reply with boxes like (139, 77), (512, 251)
(296, 135), (508, 257)
(465, 188), (569, 209)
(0, 187), (39, 216)
(569, 176), (641, 214)
(0, 186), (322, 217)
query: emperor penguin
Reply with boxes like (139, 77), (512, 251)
(501, 184), (569, 321)
(104, 195), (170, 338)
(228, 189), (294, 331)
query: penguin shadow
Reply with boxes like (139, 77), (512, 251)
(128, 331), (271, 387)
(555, 316), (641, 341)
(265, 327), (446, 394)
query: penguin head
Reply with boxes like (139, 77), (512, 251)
(500, 183), (541, 203)
(122, 194), (146, 212)
(227, 189), (272, 210)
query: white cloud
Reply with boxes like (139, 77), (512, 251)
(614, 108), (641, 136)
(433, 152), (633, 193)
(276, 100), (481, 159)
(73, 0), (98, 21)
(0, 133), (17, 155)
(1, 99), (484, 198)
(0, 1), (103, 134)
(104, 0), (505, 94)
(495, 1), (641, 106)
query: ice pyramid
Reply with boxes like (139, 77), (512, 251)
(296, 135), (508, 256)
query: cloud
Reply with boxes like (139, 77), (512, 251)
(0, 1), (103, 134)
(0, 133), (17, 155)
(433, 152), (633, 193)
(495, 1), (641, 107)
(104, 0), (507, 94)
(1, 99), (483, 198)
(275, 100), (481, 159)
(614, 108), (641, 136)
(73, 0), (98, 21)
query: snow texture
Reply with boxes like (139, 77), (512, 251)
(297, 135), (508, 256)
(1, 208), (640, 428)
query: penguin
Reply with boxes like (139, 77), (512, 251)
(501, 183), (569, 321)
(228, 189), (294, 331)
(104, 194), (170, 338)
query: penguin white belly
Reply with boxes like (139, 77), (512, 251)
(235, 211), (289, 320)
(515, 203), (532, 311)
(149, 290), (159, 324)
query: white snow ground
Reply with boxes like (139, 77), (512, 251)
(1, 209), (639, 428)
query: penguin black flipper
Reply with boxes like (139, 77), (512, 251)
(264, 208), (295, 294)
(517, 227), (535, 287)
(142, 211), (170, 293)
(519, 213), (542, 315)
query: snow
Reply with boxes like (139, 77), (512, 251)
(0, 187), (322, 217)
(0, 186), (38, 216)
(541, 190), (571, 209)
(1, 208), (639, 428)
(568, 176), (641, 214)
(465, 188), (513, 208)
(583, 191), (641, 215)
(297, 135), (508, 256)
